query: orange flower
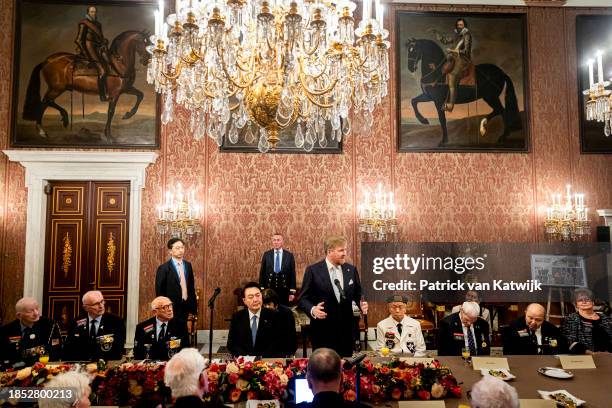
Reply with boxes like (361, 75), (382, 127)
(391, 388), (402, 400)
(344, 389), (357, 401)
(229, 388), (242, 402)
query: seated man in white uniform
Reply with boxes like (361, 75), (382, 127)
(376, 295), (426, 356)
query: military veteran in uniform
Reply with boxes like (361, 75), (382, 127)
(375, 295), (426, 356)
(64, 290), (125, 361)
(503, 303), (566, 355)
(437, 301), (490, 356)
(0, 297), (62, 366)
(134, 296), (189, 360)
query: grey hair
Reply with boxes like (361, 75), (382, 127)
(164, 348), (208, 398)
(470, 376), (519, 408)
(151, 296), (172, 310)
(15, 297), (39, 313)
(573, 287), (593, 302)
(461, 301), (480, 317)
(82, 290), (103, 304)
(38, 371), (91, 408)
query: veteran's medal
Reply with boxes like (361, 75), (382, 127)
(167, 338), (181, 358)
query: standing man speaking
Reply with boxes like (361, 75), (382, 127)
(299, 236), (368, 357)
(155, 238), (197, 323)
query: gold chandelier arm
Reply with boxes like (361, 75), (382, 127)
(303, 90), (334, 108)
(162, 60), (184, 80)
(298, 59), (338, 96)
(217, 46), (257, 89)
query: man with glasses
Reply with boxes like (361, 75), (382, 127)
(375, 295), (426, 356)
(134, 296), (189, 360)
(437, 301), (490, 356)
(0, 297), (62, 367)
(64, 290), (125, 361)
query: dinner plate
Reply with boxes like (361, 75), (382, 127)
(538, 367), (574, 379)
(480, 368), (516, 381)
(537, 390), (585, 407)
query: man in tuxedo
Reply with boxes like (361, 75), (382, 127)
(437, 301), (490, 356)
(0, 297), (62, 366)
(64, 290), (126, 361)
(503, 303), (566, 355)
(259, 233), (296, 305)
(134, 296), (189, 360)
(263, 288), (297, 357)
(155, 238), (197, 322)
(292, 348), (371, 408)
(375, 295), (426, 356)
(298, 236), (368, 357)
(227, 282), (282, 357)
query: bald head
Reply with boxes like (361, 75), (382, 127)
(151, 296), (174, 321)
(525, 303), (545, 331)
(306, 348), (342, 395)
(82, 290), (105, 318)
(15, 297), (40, 327)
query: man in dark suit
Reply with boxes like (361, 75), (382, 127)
(0, 297), (62, 367)
(259, 233), (297, 305)
(64, 290), (126, 361)
(292, 348), (371, 408)
(227, 282), (283, 357)
(503, 303), (566, 355)
(298, 236), (368, 357)
(134, 296), (189, 360)
(155, 238), (197, 322)
(164, 348), (225, 408)
(263, 288), (297, 357)
(437, 301), (490, 356)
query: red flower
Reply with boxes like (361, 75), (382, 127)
(450, 386), (462, 398)
(228, 373), (239, 385)
(344, 389), (357, 401)
(229, 388), (242, 402)
(380, 366), (390, 375)
(247, 390), (258, 400)
(417, 390), (431, 400)
(391, 388), (402, 400)
(208, 363), (219, 373)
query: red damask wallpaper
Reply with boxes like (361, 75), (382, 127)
(0, 3), (610, 329)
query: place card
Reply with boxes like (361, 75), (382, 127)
(398, 401), (445, 408)
(519, 399), (556, 407)
(559, 355), (596, 369)
(471, 357), (510, 370)
(400, 357), (435, 365)
(246, 400), (279, 408)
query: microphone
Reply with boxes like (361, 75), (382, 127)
(333, 279), (346, 302)
(343, 353), (367, 370)
(208, 287), (221, 308)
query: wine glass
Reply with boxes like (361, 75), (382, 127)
(38, 348), (49, 364)
(461, 347), (471, 362)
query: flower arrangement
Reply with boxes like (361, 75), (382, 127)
(0, 362), (75, 388)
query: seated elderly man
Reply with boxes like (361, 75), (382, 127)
(134, 296), (189, 360)
(0, 297), (62, 366)
(503, 303), (566, 355)
(451, 290), (491, 327)
(562, 287), (612, 354)
(38, 371), (91, 408)
(437, 301), (490, 356)
(375, 295), (426, 356)
(164, 348), (225, 408)
(470, 375), (519, 408)
(64, 290), (126, 361)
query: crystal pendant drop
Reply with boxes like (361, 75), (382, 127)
(341, 116), (351, 135)
(245, 123), (256, 144)
(295, 122), (305, 148)
(228, 122), (239, 144)
(258, 133), (270, 153)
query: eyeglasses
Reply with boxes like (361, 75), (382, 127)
(85, 300), (105, 307)
(156, 303), (173, 311)
(576, 297), (593, 303)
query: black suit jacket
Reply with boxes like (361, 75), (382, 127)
(133, 316), (189, 360)
(437, 312), (490, 356)
(259, 249), (296, 304)
(64, 313), (126, 361)
(277, 305), (297, 357)
(0, 317), (62, 365)
(298, 260), (362, 357)
(292, 391), (371, 408)
(502, 317), (567, 355)
(155, 259), (197, 320)
(227, 308), (282, 357)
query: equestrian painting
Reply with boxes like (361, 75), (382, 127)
(397, 12), (529, 152)
(11, 1), (159, 148)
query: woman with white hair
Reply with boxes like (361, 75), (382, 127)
(562, 288), (612, 354)
(470, 376), (519, 408)
(38, 371), (91, 408)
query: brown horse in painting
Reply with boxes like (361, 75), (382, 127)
(22, 30), (152, 141)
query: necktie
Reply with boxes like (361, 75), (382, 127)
(159, 323), (166, 342)
(331, 267), (341, 302)
(90, 319), (97, 339)
(467, 328), (477, 356)
(177, 262), (188, 301)
(397, 323), (403, 336)
(274, 250), (281, 273)
(251, 315), (257, 346)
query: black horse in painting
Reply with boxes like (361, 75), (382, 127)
(405, 38), (521, 145)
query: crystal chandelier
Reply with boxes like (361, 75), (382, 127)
(358, 183), (397, 241)
(583, 51), (611, 136)
(157, 184), (203, 239)
(147, 0), (390, 152)
(544, 185), (590, 241)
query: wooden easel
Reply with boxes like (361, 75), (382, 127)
(546, 285), (568, 321)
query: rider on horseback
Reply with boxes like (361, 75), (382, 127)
(74, 6), (111, 102)
(432, 18), (472, 112)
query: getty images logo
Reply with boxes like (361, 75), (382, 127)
(372, 254), (487, 275)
